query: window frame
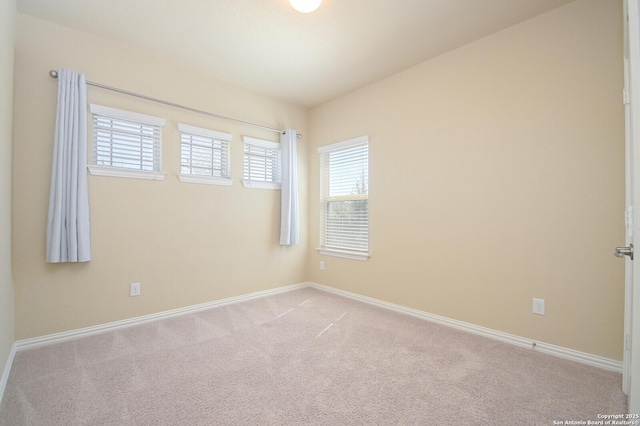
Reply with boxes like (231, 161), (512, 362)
(178, 123), (233, 187)
(317, 135), (370, 261)
(88, 104), (166, 181)
(242, 136), (281, 190)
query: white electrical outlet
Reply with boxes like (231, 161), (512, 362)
(533, 298), (545, 315)
(320, 261), (325, 271)
(130, 283), (141, 297)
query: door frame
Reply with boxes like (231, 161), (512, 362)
(625, 0), (640, 414)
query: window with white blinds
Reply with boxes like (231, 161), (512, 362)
(89, 104), (166, 180)
(242, 136), (281, 190)
(179, 124), (232, 186)
(318, 136), (369, 260)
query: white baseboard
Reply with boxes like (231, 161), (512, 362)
(15, 282), (309, 352)
(0, 342), (17, 405)
(309, 282), (623, 373)
(12, 281), (622, 374)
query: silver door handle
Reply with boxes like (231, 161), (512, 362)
(615, 244), (634, 260)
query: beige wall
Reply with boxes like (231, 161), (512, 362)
(0, 0), (16, 372)
(309, 0), (625, 360)
(12, 14), (308, 339)
(11, 0), (626, 363)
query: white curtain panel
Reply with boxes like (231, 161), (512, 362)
(279, 129), (299, 246)
(46, 68), (91, 263)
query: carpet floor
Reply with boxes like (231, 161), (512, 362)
(0, 287), (627, 425)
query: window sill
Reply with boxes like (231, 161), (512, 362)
(88, 165), (166, 181)
(179, 174), (233, 186)
(316, 248), (369, 261)
(242, 180), (281, 190)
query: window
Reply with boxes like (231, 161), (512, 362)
(318, 136), (369, 260)
(179, 124), (232, 186)
(243, 137), (281, 190)
(89, 104), (166, 180)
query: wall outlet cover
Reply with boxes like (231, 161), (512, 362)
(533, 298), (545, 315)
(130, 283), (141, 297)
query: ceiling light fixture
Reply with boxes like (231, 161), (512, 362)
(289, 0), (322, 13)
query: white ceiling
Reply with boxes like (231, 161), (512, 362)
(17, 0), (574, 108)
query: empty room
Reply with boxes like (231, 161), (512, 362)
(2, 0), (640, 424)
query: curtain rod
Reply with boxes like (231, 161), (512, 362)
(48, 70), (301, 138)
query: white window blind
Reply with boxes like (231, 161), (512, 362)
(318, 136), (369, 260)
(243, 136), (281, 190)
(179, 124), (232, 186)
(89, 104), (166, 180)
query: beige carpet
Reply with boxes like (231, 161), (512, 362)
(0, 287), (627, 425)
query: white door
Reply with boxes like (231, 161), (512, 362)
(623, 0), (640, 414)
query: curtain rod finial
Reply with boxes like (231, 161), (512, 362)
(49, 70), (58, 79)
